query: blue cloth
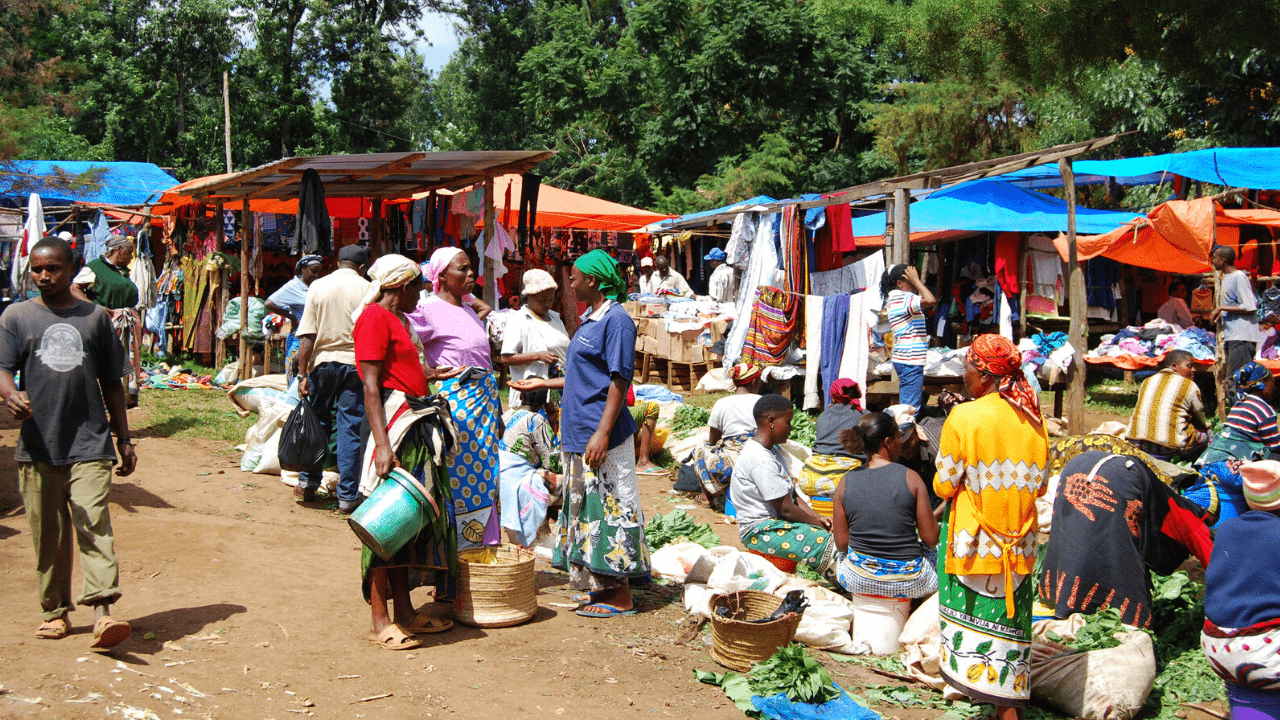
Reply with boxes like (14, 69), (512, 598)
(635, 384), (683, 404)
(1086, 257), (1120, 311)
(299, 362), (365, 502)
(751, 684), (881, 720)
(1184, 460), (1252, 528)
(1034, 331), (1068, 356)
(894, 362), (924, 410)
(560, 302), (638, 453)
(820, 294), (850, 405)
(84, 209), (110, 263)
(268, 277), (309, 322)
(498, 449), (551, 546)
(1206, 511), (1280, 629)
(1000, 148), (1280, 191)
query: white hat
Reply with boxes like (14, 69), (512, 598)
(57, 231), (73, 242)
(639, 256), (654, 268)
(522, 269), (558, 296)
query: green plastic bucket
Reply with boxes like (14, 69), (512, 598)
(347, 468), (431, 560)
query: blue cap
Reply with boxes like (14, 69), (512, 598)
(703, 247), (727, 262)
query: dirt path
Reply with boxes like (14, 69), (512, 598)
(0, 405), (918, 720)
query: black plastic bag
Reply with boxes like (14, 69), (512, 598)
(277, 397), (327, 472)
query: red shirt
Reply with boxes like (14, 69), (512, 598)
(353, 303), (429, 397)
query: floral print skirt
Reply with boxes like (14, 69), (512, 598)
(553, 444), (651, 591)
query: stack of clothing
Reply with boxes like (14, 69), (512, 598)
(1087, 320), (1215, 363)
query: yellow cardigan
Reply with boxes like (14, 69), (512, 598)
(934, 392), (1048, 586)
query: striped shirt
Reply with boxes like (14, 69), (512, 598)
(1127, 369), (1207, 450)
(887, 289), (927, 365)
(1225, 395), (1280, 452)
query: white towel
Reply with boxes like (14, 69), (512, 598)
(803, 295), (824, 410)
(838, 291), (874, 396)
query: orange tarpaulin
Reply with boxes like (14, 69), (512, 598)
(152, 174), (367, 217)
(1053, 198), (1280, 274)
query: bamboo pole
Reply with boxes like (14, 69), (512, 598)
(483, 176), (497, 309)
(1213, 214), (1229, 419)
(214, 202), (226, 369)
(238, 199), (250, 380)
(1060, 159), (1086, 432)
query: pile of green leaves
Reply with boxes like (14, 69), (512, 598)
(789, 411), (817, 448)
(1045, 608), (1125, 652)
(672, 406), (712, 440)
(644, 510), (719, 550)
(1144, 571), (1225, 718)
(695, 645), (840, 716)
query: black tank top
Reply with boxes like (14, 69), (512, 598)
(842, 463), (922, 561)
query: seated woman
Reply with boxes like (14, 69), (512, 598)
(627, 387), (663, 473)
(732, 395), (836, 575)
(687, 363), (763, 503)
(1184, 362), (1280, 526)
(353, 255), (463, 651)
(1202, 466), (1280, 713)
(1127, 349), (1211, 461)
(498, 389), (562, 546)
(797, 379), (865, 498)
(832, 412), (940, 599)
(1038, 450), (1213, 628)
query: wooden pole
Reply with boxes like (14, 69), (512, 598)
(238, 199), (250, 380)
(214, 202), (226, 370)
(1018, 235), (1029, 336)
(483, 175), (497, 309)
(1060, 159), (1086, 431)
(1213, 215), (1229, 419)
(371, 197), (383, 258)
(222, 71), (232, 173)
(892, 188), (910, 266)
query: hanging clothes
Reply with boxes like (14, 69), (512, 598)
(83, 209), (110, 264)
(292, 168), (331, 255)
(517, 173), (540, 250)
(1085, 257), (1121, 311)
(804, 296), (825, 410)
(994, 232), (1020, 299)
(825, 201), (855, 254)
(820, 294), (850, 405)
(724, 213), (781, 367)
(838, 292), (874, 400)
(13, 193), (45, 297)
(740, 287), (797, 367)
(1026, 232), (1064, 303)
(130, 232), (157, 310)
(725, 212), (758, 269)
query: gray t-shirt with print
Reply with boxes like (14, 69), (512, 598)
(1221, 270), (1263, 343)
(0, 299), (125, 464)
(731, 438), (793, 532)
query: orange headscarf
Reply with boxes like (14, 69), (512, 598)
(968, 334), (1042, 427)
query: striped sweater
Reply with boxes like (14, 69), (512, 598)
(1127, 369), (1208, 450)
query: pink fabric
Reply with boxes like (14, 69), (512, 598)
(407, 296), (491, 369)
(423, 247), (475, 302)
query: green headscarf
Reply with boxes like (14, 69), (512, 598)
(573, 249), (629, 303)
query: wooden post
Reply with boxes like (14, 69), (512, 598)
(1018, 235), (1029, 336)
(1060, 159), (1086, 431)
(1213, 215), (1229, 419)
(238, 199), (251, 380)
(482, 175), (497, 309)
(371, 198), (383, 258)
(214, 202), (226, 370)
(892, 188), (910, 266)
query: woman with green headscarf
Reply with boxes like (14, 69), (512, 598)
(510, 250), (650, 618)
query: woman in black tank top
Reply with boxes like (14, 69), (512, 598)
(831, 412), (942, 599)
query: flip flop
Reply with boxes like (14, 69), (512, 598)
(636, 469), (669, 478)
(406, 613), (454, 635)
(367, 623), (422, 651)
(89, 616), (132, 651)
(36, 615), (69, 640)
(575, 603), (637, 618)
(571, 591), (606, 604)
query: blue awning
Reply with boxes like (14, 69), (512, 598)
(848, 179), (1143, 237)
(998, 147), (1280, 190)
(0, 161), (178, 206)
(650, 195), (777, 231)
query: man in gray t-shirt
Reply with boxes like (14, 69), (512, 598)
(1211, 245), (1263, 394)
(0, 237), (137, 651)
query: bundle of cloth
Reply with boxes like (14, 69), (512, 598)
(1087, 319), (1215, 362)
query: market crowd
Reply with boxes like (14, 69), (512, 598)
(6, 237), (1280, 718)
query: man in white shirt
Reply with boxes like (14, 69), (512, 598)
(637, 256), (656, 294)
(705, 247), (734, 302)
(645, 255), (693, 297)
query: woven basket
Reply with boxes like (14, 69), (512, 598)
(453, 545), (537, 628)
(709, 591), (802, 672)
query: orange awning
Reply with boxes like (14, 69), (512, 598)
(153, 174), (368, 218)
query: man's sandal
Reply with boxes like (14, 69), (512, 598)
(406, 614), (453, 635)
(36, 615), (69, 640)
(367, 624), (422, 651)
(89, 616), (132, 650)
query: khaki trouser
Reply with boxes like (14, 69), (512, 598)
(20, 461), (120, 621)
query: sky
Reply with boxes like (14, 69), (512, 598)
(416, 10), (462, 74)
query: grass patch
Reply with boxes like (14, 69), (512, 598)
(683, 391), (731, 409)
(137, 388), (253, 444)
(1085, 378), (1139, 415)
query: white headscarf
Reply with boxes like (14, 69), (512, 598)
(354, 254), (421, 322)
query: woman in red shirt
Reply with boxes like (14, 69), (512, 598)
(352, 254), (461, 651)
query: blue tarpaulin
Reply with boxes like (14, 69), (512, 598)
(999, 147), (1280, 190)
(651, 195), (777, 231)
(0, 161), (177, 206)
(848, 179), (1142, 237)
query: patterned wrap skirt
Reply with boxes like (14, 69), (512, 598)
(438, 371), (502, 550)
(554, 444), (651, 590)
(797, 454), (862, 497)
(739, 518), (836, 573)
(687, 433), (751, 498)
(836, 548), (937, 599)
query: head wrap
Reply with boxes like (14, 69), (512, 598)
(295, 254), (322, 276)
(1235, 362), (1270, 401)
(522, 269), (558, 296)
(639, 256), (654, 268)
(423, 247), (474, 303)
(105, 234), (132, 251)
(829, 378), (863, 410)
(57, 231), (73, 242)
(968, 334), (1043, 426)
(1241, 460), (1280, 512)
(703, 247), (727, 262)
(354, 254), (421, 322)
(726, 362), (763, 387)
(574, 249), (629, 303)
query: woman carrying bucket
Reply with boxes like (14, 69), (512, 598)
(351, 255), (462, 651)
(509, 249), (650, 618)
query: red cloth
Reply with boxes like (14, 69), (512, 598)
(814, 223), (838, 271)
(353, 303), (430, 397)
(994, 232), (1020, 297)
(1160, 498), (1214, 568)
(825, 202), (855, 253)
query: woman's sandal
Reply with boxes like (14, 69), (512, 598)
(89, 616), (132, 650)
(571, 591), (606, 605)
(367, 624), (423, 651)
(36, 615), (69, 640)
(406, 613), (454, 635)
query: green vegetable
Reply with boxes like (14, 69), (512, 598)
(789, 411), (816, 448)
(672, 406), (711, 440)
(695, 645), (842, 716)
(644, 510), (719, 550)
(1051, 608), (1125, 652)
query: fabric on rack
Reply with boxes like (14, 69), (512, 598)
(826, 201), (855, 254)
(293, 169), (331, 255)
(724, 212), (780, 367)
(804, 296), (824, 410)
(855, 251), (887, 313)
(809, 265), (858, 296)
(486, 224), (515, 281)
(740, 287), (797, 367)
(820, 294), (849, 405)
(838, 291), (874, 402)
(82, 209), (110, 264)
(725, 212), (756, 268)
(996, 278), (1013, 339)
(517, 173), (540, 249)
(1027, 232), (1063, 302)
(994, 232), (1020, 297)
(130, 235), (157, 310)
(1085, 256), (1120, 311)
(781, 206), (807, 341)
